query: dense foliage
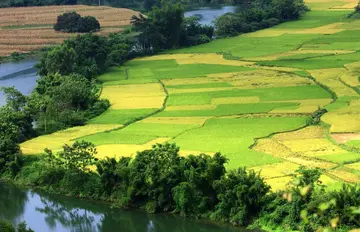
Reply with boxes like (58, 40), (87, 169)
(54, 12), (100, 33)
(37, 33), (132, 78)
(0, 87), (34, 176)
(5, 141), (360, 231)
(131, 3), (214, 52)
(215, 0), (308, 37)
(14, 142), (271, 226)
(0, 219), (33, 232)
(3, 0), (76, 7)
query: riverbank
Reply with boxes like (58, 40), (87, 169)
(0, 181), (255, 232)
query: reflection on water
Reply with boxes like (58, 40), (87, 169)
(0, 60), (38, 106)
(0, 183), (255, 232)
(184, 6), (240, 25)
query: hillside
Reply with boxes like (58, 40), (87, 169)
(0, 5), (139, 56)
(21, 0), (360, 191)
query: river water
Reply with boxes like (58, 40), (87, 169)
(184, 5), (240, 25)
(0, 59), (38, 106)
(0, 183), (255, 232)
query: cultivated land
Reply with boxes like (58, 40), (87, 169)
(21, 0), (360, 191)
(0, 5), (139, 56)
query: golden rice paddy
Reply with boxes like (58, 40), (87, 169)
(322, 113), (360, 133)
(95, 137), (171, 159)
(101, 83), (166, 109)
(328, 169), (360, 183)
(250, 162), (299, 179)
(21, 124), (122, 155)
(309, 69), (359, 97)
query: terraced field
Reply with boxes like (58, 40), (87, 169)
(21, 0), (360, 190)
(0, 5), (139, 56)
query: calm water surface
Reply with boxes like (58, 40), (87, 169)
(0, 183), (256, 232)
(0, 60), (38, 106)
(184, 6), (240, 25)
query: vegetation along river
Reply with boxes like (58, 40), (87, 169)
(0, 6), (259, 232)
(0, 182), (256, 232)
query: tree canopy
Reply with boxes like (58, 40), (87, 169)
(54, 12), (100, 33)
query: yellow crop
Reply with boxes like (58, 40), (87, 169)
(274, 126), (326, 141)
(265, 176), (293, 192)
(252, 138), (293, 158)
(345, 162), (360, 172)
(101, 83), (166, 109)
(21, 124), (121, 155)
(328, 169), (360, 183)
(95, 137), (171, 159)
(309, 69), (358, 97)
(322, 113), (360, 133)
(251, 162), (299, 179)
(287, 157), (337, 169)
(281, 138), (346, 157)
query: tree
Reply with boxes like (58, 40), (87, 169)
(128, 143), (183, 212)
(132, 2), (184, 51)
(173, 153), (227, 216)
(45, 141), (97, 172)
(54, 12), (100, 33)
(211, 168), (270, 226)
(76, 16), (100, 33)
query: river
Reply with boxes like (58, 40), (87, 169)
(0, 183), (256, 232)
(0, 59), (38, 106)
(184, 5), (240, 25)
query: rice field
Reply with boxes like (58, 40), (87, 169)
(0, 5), (140, 56)
(21, 0), (360, 190)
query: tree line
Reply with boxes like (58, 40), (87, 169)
(215, 0), (308, 37)
(3, 140), (360, 231)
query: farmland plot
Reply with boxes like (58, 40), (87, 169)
(21, 0), (360, 189)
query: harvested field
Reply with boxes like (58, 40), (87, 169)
(0, 5), (139, 56)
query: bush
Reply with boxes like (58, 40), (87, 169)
(0, 220), (33, 232)
(54, 12), (100, 33)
